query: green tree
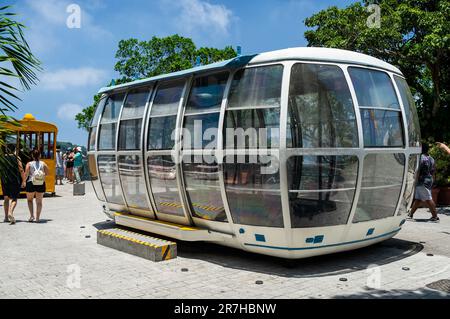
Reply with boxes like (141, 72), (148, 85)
(0, 5), (41, 176)
(76, 34), (237, 131)
(304, 0), (450, 141)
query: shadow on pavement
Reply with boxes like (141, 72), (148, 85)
(333, 287), (449, 299)
(92, 219), (424, 278)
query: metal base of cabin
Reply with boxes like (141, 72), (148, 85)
(97, 227), (177, 262)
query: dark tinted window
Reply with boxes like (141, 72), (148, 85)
(119, 119), (142, 151)
(148, 116), (177, 150)
(121, 89), (149, 120)
(151, 80), (185, 116)
(186, 72), (229, 114)
(101, 93), (125, 123)
(183, 113), (220, 150)
(98, 123), (117, 150)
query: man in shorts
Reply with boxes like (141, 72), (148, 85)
(1, 144), (25, 225)
(408, 143), (439, 222)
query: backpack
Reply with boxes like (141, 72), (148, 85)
(32, 161), (45, 186)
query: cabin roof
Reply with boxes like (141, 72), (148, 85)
(99, 47), (402, 94)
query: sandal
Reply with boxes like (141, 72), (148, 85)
(430, 217), (440, 222)
(28, 217), (35, 223)
(8, 215), (16, 225)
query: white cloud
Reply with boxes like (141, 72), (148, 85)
(40, 67), (107, 90)
(57, 103), (83, 120)
(162, 0), (234, 36)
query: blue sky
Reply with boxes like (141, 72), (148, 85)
(7, 0), (357, 146)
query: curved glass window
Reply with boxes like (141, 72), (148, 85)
(148, 155), (184, 217)
(118, 155), (149, 210)
(89, 97), (106, 152)
(398, 155), (418, 216)
(183, 156), (227, 222)
(88, 126), (97, 151)
(91, 97), (107, 127)
(119, 119), (142, 151)
(150, 80), (185, 117)
(394, 76), (421, 147)
(224, 155), (283, 227)
(361, 109), (404, 147)
(183, 113), (220, 150)
(287, 64), (358, 148)
(225, 108), (280, 149)
(121, 89), (149, 120)
(100, 93), (125, 123)
(353, 153), (405, 223)
(148, 116), (177, 150)
(186, 72), (229, 114)
(228, 65), (283, 109)
(288, 156), (358, 228)
(98, 123), (117, 151)
(88, 154), (105, 201)
(348, 68), (399, 109)
(98, 155), (124, 205)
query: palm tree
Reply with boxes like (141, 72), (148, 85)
(0, 5), (41, 178)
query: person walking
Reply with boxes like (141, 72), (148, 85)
(73, 147), (84, 184)
(408, 143), (439, 222)
(0, 144), (25, 225)
(66, 148), (75, 183)
(55, 147), (64, 185)
(24, 149), (49, 223)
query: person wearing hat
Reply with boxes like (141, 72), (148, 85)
(66, 147), (75, 183)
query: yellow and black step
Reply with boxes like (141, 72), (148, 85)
(97, 228), (177, 262)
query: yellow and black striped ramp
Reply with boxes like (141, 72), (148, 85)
(97, 228), (176, 262)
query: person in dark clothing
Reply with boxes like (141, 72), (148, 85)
(408, 143), (439, 222)
(1, 144), (25, 225)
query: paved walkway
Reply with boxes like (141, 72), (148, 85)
(0, 183), (449, 299)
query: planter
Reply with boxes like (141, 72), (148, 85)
(432, 188), (440, 204)
(438, 186), (450, 206)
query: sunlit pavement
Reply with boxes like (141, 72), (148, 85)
(0, 182), (449, 299)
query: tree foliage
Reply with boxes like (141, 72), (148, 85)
(76, 34), (237, 130)
(304, 0), (450, 141)
(0, 5), (41, 177)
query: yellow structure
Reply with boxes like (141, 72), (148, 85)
(0, 114), (58, 196)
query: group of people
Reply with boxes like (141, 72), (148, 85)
(55, 146), (84, 185)
(1, 144), (49, 225)
(408, 142), (450, 222)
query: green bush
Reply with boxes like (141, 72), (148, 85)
(429, 143), (450, 187)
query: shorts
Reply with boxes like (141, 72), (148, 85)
(66, 162), (74, 169)
(26, 181), (46, 194)
(56, 167), (64, 177)
(1, 180), (21, 200)
(415, 185), (432, 201)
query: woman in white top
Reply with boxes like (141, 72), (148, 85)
(23, 149), (49, 223)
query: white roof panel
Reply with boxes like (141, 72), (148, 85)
(249, 47), (402, 74)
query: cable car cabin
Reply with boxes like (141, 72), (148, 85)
(0, 114), (58, 196)
(89, 48), (421, 259)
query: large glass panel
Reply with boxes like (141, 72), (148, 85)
(228, 65), (283, 109)
(148, 155), (184, 216)
(186, 72), (229, 114)
(88, 127), (97, 151)
(224, 156), (283, 227)
(150, 80), (185, 116)
(183, 113), (220, 150)
(148, 116), (177, 150)
(119, 119), (142, 151)
(101, 93), (125, 123)
(354, 153), (405, 223)
(224, 108), (280, 149)
(361, 109), (404, 147)
(91, 97), (107, 127)
(287, 63), (358, 148)
(348, 67), (399, 109)
(183, 156), (227, 222)
(287, 156), (358, 228)
(98, 123), (117, 150)
(88, 154), (106, 201)
(398, 155), (419, 216)
(394, 76), (421, 147)
(118, 155), (149, 210)
(121, 89), (149, 120)
(98, 155), (124, 205)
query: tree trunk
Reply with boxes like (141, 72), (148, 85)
(429, 62), (441, 117)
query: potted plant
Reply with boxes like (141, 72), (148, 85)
(429, 143), (450, 206)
